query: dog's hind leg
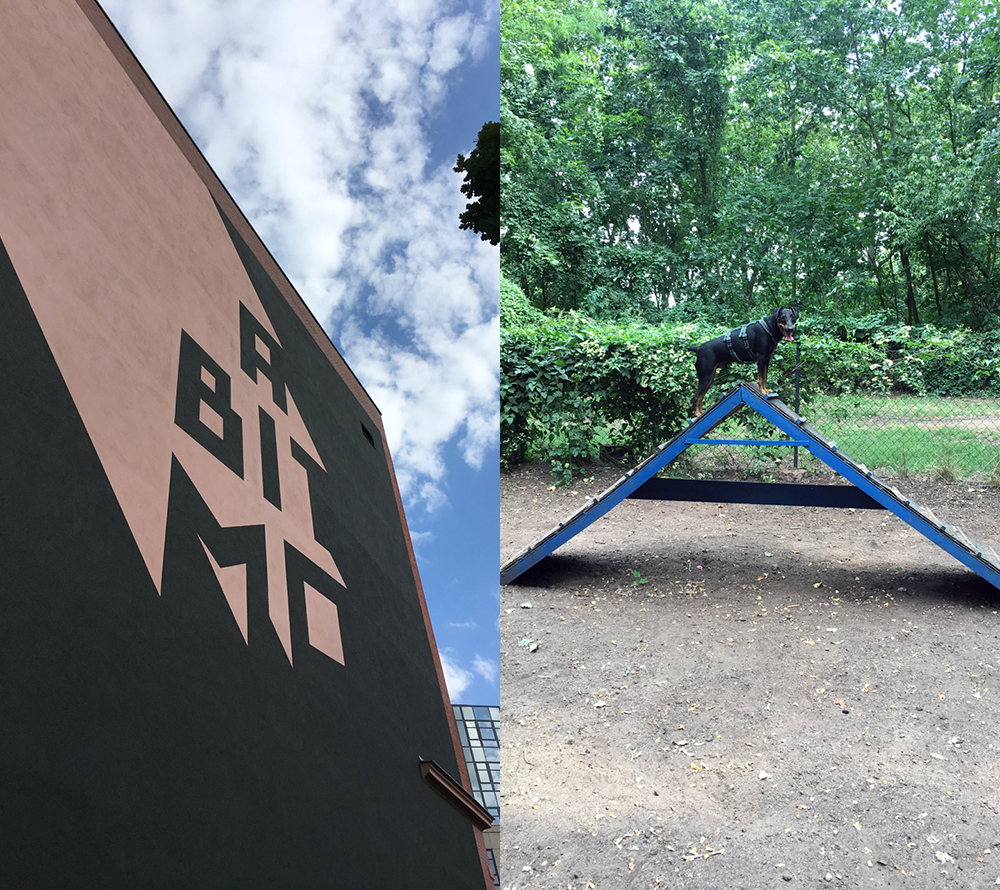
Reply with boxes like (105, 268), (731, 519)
(693, 366), (717, 417)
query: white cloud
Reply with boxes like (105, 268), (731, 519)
(438, 649), (474, 701)
(341, 308), (499, 507)
(103, 0), (499, 510)
(473, 655), (497, 684)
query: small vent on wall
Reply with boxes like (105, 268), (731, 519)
(361, 422), (376, 448)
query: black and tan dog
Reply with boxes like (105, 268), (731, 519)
(690, 306), (799, 417)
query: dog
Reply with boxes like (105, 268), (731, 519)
(690, 306), (799, 417)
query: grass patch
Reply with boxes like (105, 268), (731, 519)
(814, 425), (990, 475)
(806, 394), (1000, 477)
(810, 393), (1000, 422)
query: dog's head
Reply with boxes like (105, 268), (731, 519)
(773, 306), (799, 342)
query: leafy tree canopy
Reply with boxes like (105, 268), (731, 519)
(455, 121), (501, 245)
(502, 0), (1000, 329)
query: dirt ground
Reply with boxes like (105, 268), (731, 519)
(499, 462), (1000, 889)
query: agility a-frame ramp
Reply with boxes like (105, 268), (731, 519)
(501, 382), (1000, 591)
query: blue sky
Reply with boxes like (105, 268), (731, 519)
(101, 0), (500, 705)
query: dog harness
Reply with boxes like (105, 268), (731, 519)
(724, 318), (777, 364)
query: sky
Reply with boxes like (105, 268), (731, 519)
(100, 0), (500, 705)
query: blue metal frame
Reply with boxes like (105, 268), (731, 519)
(501, 383), (1000, 590)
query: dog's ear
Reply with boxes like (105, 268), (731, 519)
(791, 307), (800, 320)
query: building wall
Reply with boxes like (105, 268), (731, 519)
(0, 1), (489, 885)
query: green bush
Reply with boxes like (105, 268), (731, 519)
(501, 314), (711, 479)
(800, 315), (1000, 396)
(500, 275), (543, 327)
(501, 312), (1000, 480)
(910, 326), (1000, 396)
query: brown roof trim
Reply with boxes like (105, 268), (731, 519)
(420, 759), (494, 832)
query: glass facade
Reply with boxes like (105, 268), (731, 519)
(453, 704), (500, 886)
(486, 848), (498, 886)
(452, 704), (500, 817)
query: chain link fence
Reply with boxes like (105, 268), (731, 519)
(803, 393), (1000, 482)
(669, 378), (1000, 486)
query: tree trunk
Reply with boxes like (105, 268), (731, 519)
(886, 251), (900, 322)
(790, 251), (797, 307)
(744, 262), (758, 311)
(899, 247), (920, 325)
(925, 234), (941, 316)
(865, 245), (887, 310)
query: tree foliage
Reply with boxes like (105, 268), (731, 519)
(501, 0), (1000, 327)
(455, 121), (500, 245)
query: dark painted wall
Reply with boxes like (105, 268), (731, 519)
(0, 218), (482, 885)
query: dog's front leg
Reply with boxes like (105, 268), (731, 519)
(757, 358), (769, 394)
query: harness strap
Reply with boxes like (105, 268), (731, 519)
(724, 318), (778, 364)
(757, 317), (778, 347)
(724, 329), (740, 362)
(739, 324), (752, 358)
